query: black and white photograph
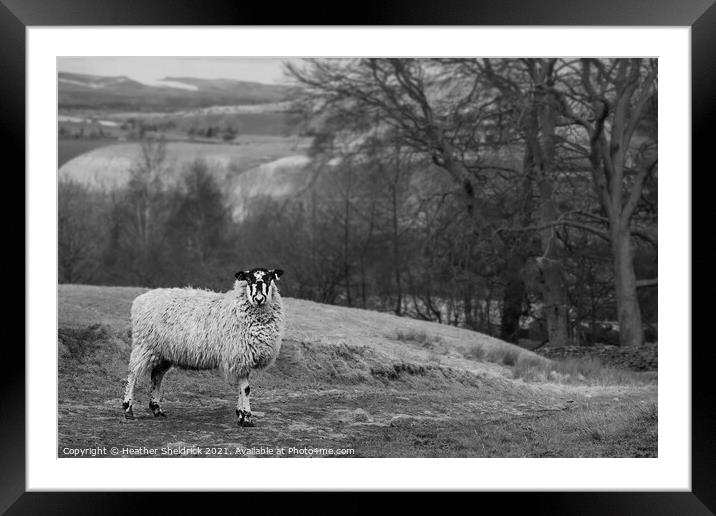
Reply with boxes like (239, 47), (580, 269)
(56, 56), (660, 459)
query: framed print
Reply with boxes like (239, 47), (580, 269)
(6, 0), (710, 512)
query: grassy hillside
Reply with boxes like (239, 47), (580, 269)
(58, 284), (657, 458)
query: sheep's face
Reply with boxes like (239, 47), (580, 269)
(235, 268), (284, 306)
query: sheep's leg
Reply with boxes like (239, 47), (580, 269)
(235, 375), (254, 427)
(122, 346), (146, 419)
(149, 360), (172, 417)
(122, 371), (138, 419)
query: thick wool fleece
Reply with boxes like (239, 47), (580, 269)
(129, 280), (284, 380)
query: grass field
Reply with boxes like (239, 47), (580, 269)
(58, 138), (117, 168)
(58, 284), (657, 458)
(59, 136), (309, 185)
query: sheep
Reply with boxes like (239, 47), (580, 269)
(121, 267), (285, 427)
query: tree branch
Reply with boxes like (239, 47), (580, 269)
(622, 156), (657, 222)
(496, 219), (611, 242)
(636, 279), (658, 288)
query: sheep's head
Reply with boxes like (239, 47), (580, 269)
(235, 268), (284, 306)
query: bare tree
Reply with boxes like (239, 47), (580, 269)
(58, 178), (103, 283)
(561, 58), (658, 346)
(485, 58), (657, 347)
(124, 135), (168, 285)
(476, 58), (572, 346)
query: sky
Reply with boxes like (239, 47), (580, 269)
(57, 57), (301, 85)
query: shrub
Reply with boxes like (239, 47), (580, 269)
(485, 347), (520, 366)
(463, 346), (486, 361)
(512, 354), (551, 381)
(395, 329), (443, 348)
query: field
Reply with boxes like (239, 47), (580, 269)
(58, 284), (657, 458)
(154, 111), (301, 137)
(58, 136), (313, 218)
(59, 136), (309, 184)
(58, 138), (118, 168)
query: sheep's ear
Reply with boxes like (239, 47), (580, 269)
(271, 269), (284, 281)
(235, 271), (249, 281)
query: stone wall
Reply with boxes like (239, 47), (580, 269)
(535, 343), (658, 371)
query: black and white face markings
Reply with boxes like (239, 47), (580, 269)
(235, 268), (284, 306)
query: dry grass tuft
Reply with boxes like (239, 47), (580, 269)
(462, 346), (486, 361)
(573, 400), (658, 446)
(395, 329), (444, 348)
(513, 354), (654, 386)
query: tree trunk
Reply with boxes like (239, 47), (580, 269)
(343, 194), (352, 306)
(500, 254), (526, 343)
(360, 258), (367, 308)
(529, 169), (571, 348)
(539, 257), (571, 347)
(391, 147), (403, 316)
(392, 190), (402, 316)
(359, 198), (375, 310)
(535, 187), (571, 348)
(500, 149), (533, 344)
(526, 63), (571, 348)
(463, 294), (474, 329)
(612, 224), (644, 347)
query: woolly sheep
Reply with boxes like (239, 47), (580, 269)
(122, 267), (285, 427)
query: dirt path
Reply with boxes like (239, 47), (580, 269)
(58, 363), (656, 458)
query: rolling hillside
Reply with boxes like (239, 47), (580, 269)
(59, 72), (293, 111)
(58, 284), (657, 458)
(58, 137), (313, 220)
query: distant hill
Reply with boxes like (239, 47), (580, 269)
(58, 72), (294, 111)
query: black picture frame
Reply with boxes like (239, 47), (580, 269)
(5, 0), (708, 513)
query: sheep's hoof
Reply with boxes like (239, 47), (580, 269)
(149, 401), (166, 418)
(236, 409), (254, 427)
(122, 401), (134, 420)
